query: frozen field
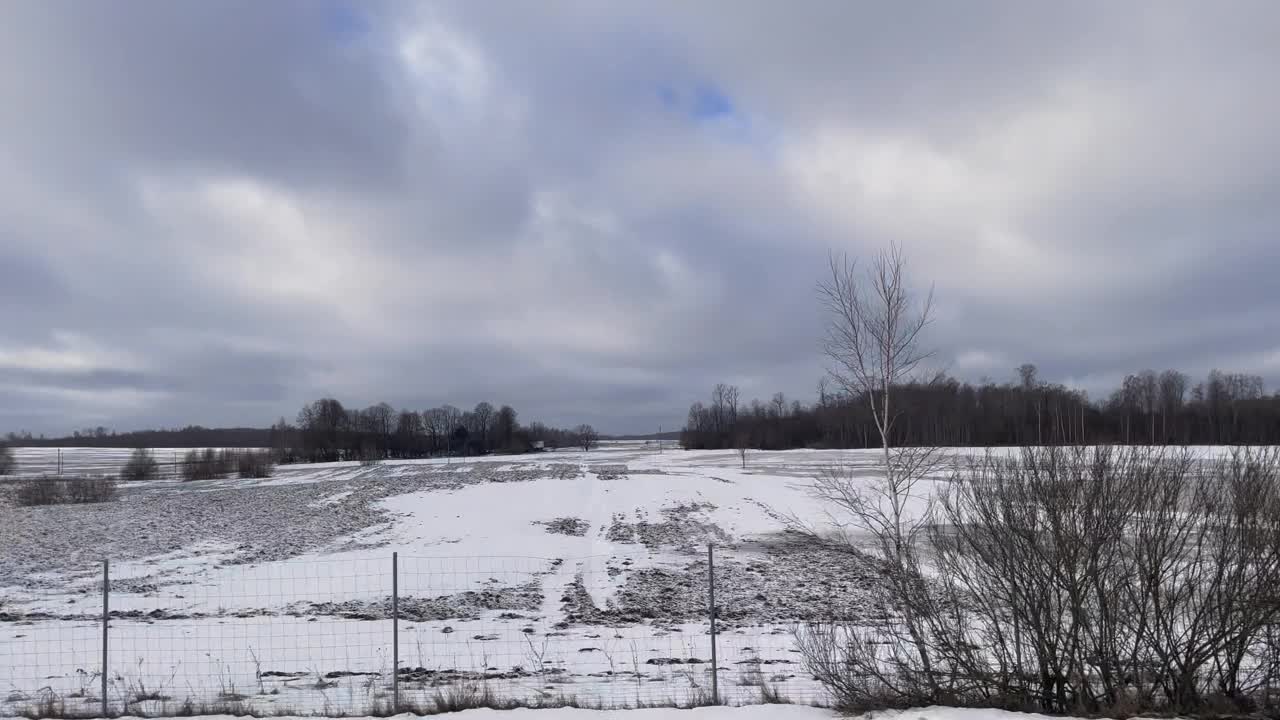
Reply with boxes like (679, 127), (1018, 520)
(0, 443), (919, 715)
(4, 447), (253, 479)
(2, 443), (1254, 716)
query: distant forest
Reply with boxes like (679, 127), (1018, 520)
(9, 426), (273, 449)
(280, 398), (596, 462)
(7, 399), (597, 460)
(681, 366), (1280, 450)
(12, 367), (1279, 453)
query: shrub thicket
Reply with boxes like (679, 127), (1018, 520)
(0, 443), (14, 475)
(180, 448), (233, 481)
(799, 446), (1280, 717)
(235, 450), (275, 479)
(16, 476), (117, 506)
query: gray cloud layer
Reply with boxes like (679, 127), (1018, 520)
(2, 1), (1278, 434)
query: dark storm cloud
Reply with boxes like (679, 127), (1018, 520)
(1, 1), (1278, 435)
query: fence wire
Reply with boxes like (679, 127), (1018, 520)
(0, 552), (828, 716)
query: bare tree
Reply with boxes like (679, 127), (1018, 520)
(820, 243), (934, 462)
(268, 417), (293, 459)
(472, 402), (495, 452)
(771, 392), (786, 418)
(1136, 369), (1158, 444)
(575, 424), (598, 451)
(735, 433), (750, 469)
(496, 405), (518, 450)
(1017, 362), (1038, 390)
(1017, 363), (1043, 444)
(395, 410), (423, 456)
(422, 407), (451, 454)
(1158, 369), (1187, 442)
(807, 242), (940, 690)
(0, 442), (14, 476)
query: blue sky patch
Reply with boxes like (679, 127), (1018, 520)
(325, 1), (369, 41)
(692, 86), (734, 119)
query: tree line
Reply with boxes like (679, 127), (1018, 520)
(4, 402), (599, 464)
(279, 398), (597, 462)
(682, 366), (1280, 450)
(6, 426), (274, 449)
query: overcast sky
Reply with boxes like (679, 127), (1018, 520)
(2, 1), (1279, 436)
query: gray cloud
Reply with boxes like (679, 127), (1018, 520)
(1, 1), (1278, 435)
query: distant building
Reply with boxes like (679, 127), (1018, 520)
(531, 440), (546, 451)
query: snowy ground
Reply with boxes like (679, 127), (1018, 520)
(2, 442), (1252, 717)
(0, 703), (1100, 720)
(2, 443), (904, 715)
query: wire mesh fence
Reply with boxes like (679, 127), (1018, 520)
(0, 550), (827, 717)
(4, 448), (265, 482)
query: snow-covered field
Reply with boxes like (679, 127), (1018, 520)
(4, 447), (253, 479)
(3, 442), (1256, 717)
(1, 704), (1077, 720)
(1, 443), (919, 716)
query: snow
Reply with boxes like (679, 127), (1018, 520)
(1, 442), (1245, 716)
(0, 705), (1104, 720)
(1, 706), (838, 720)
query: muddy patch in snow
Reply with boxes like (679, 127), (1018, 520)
(591, 464), (629, 481)
(533, 517), (590, 537)
(546, 464), (581, 480)
(298, 580), (543, 622)
(606, 501), (731, 552)
(564, 533), (887, 624)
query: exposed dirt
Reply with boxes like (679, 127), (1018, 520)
(606, 501), (732, 552)
(564, 532), (887, 624)
(533, 517), (590, 537)
(297, 580), (543, 621)
(0, 465), (551, 590)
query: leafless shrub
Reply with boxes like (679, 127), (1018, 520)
(792, 444), (952, 706)
(235, 450), (275, 479)
(64, 475), (117, 504)
(15, 476), (116, 506)
(358, 442), (382, 467)
(759, 679), (789, 705)
(0, 443), (14, 475)
(799, 445), (1280, 717)
(180, 449), (233, 481)
(121, 448), (159, 482)
(10, 688), (89, 720)
(16, 478), (64, 506)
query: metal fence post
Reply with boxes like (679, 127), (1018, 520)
(102, 559), (109, 718)
(392, 552), (399, 712)
(708, 543), (718, 703)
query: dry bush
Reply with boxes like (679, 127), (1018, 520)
(180, 448), (233, 481)
(64, 475), (118, 503)
(358, 442), (382, 466)
(235, 450), (276, 479)
(0, 443), (14, 475)
(16, 477), (63, 506)
(120, 447), (159, 482)
(799, 446), (1280, 717)
(16, 475), (117, 506)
